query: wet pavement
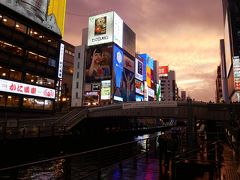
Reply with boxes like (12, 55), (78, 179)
(88, 143), (240, 180)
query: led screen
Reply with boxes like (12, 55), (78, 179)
(1, 0), (66, 36)
(101, 80), (111, 100)
(136, 94), (144, 102)
(158, 66), (169, 77)
(124, 55), (134, 72)
(233, 56), (240, 90)
(135, 79), (144, 95)
(85, 44), (112, 82)
(113, 45), (124, 101)
(122, 69), (135, 101)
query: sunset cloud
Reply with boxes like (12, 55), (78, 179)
(63, 0), (224, 102)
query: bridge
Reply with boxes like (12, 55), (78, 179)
(1, 101), (240, 139)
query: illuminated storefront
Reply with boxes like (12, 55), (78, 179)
(0, 1), (66, 113)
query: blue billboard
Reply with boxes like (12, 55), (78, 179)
(113, 45), (124, 101)
(136, 94), (144, 101)
(139, 53), (154, 83)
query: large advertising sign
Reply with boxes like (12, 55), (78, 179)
(135, 79), (144, 95)
(124, 55), (135, 72)
(113, 45), (124, 101)
(85, 44), (112, 82)
(0, 79), (55, 99)
(1, 0), (66, 36)
(135, 58), (143, 81)
(156, 82), (161, 101)
(101, 80), (111, 100)
(139, 54), (154, 81)
(233, 56), (240, 90)
(144, 81), (148, 101)
(158, 66), (169, 77)
(148, 87), (155, 98)
(122, 69), (135, 101)
(88, 11), (123, 47)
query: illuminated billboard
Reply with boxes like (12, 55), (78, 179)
(135, 79), (144, 95)
(101, 80), (111, 100)
(0, 79), (55, 99)
(122, 69), (135, 101)
(135, 58), (143, 81)
(144, 81), (148, 101)
(124, 55), (135, 72)
(85, 44), (113, 82)
(139, 53), (154, 81)
(158, 66), (169, 77)
(0, 0), (66, 36)
(88, 11), (123, 47)
(58, 43), (64, 78)
(113, 45), (124, 101)
(233, 56), (240, 90)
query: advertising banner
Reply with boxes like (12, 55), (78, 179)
(156, 82), (161, 101)
(1, 0), (66, 36)
(88, 11), (123, 47)
(233, 56), (240, 90)
(0, 78), (55, 99)
(113, 45), (124, 101)
(135, 58), (143, 81)
(158, 66), (169, 77)
(58, 43), (64, 78)
(85, 44), (112, 82)
(124, 55), (135, 72)
(101, 80), (111, 100)
(135, 79), (144, 95)
(148, 87), (155, 98)
(144, 81), (148, 101)
(122, 69), (135, 101)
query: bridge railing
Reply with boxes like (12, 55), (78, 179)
(0, 136), (159, 179)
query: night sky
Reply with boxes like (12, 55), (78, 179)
(63, 0), (224, 102)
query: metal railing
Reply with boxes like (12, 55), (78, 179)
(0, 136), (159, 179)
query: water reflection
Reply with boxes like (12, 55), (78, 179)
(17, 159), (65, 180)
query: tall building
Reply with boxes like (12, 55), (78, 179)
(0, 1), (66, 118)
(60, 40), (74, 110)
(222, 0), (240, 102)
(216, 65), (223, 103)
(71, 28), (88, 107)
(160, 70), (177, 101)
(219, 39), (229, 103)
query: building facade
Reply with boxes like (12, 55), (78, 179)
(222, 0), (240, 102)
(0, 2), (66, 119)
(159, 70), (177, 101)
(216, 65), (223, 103)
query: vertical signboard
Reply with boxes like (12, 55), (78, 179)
(144, 81), (148, 101)
(135, 58), (143, 81)
(113, 12), (123, 48)
(233, 56), (240, 90)
(58, 43), (64, 78)
(101, 80), (111, 100)
(113, 45), (124, 101)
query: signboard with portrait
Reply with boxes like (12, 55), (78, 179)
(85, 44), (112, 82)
(88, 11), (123, 47)
(0, 0), (66, 36)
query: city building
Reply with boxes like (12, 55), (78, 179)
(216, 65), (223, 103)
(219, 39), (229, 103)
(59, 40), (74, 110)
(222, 0), (240, 102)
(159, 70), (177, 101)
(181, 91), (187, 101)
(72, 28), (88, 107)
(79, 11), (137, 106)
(0, 1), (66, 119)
